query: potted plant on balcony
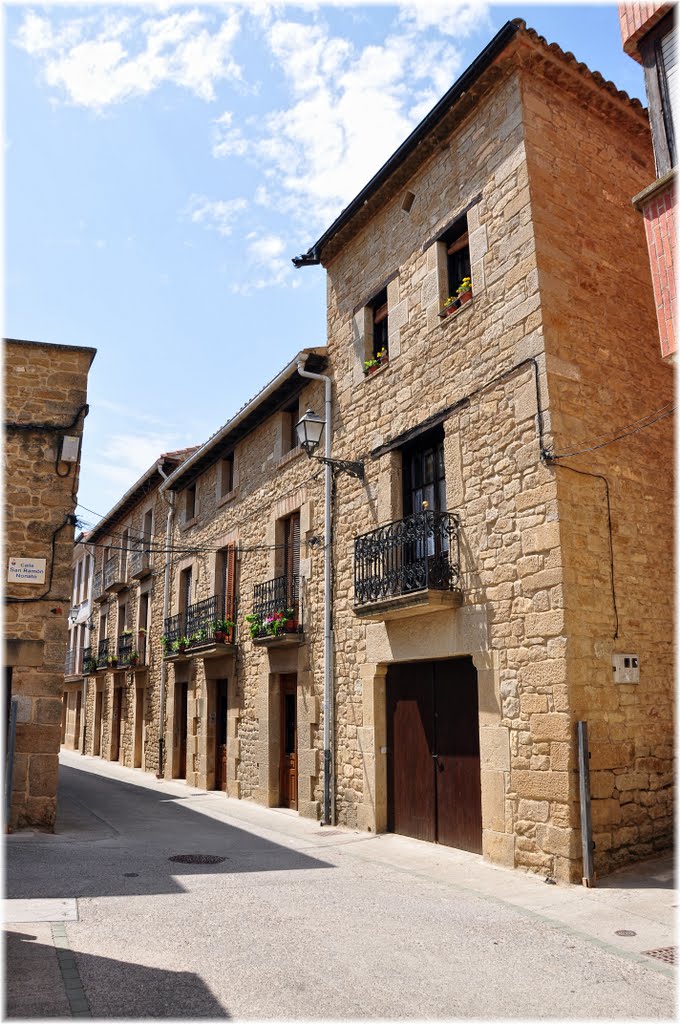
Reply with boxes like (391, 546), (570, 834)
(456, 276), (472, 304)
(245, 613), (263, 639)
(106, 654), (118, 669)
(441, 295), (459, 317)
(212, 618), (234, 642)
(171, 637), (188, 655)
(161, 634), (171, 656)
(128, 649), (139, 668)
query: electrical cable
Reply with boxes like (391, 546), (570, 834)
(5, 515), (75, 605)
(551, 404), (673, 459)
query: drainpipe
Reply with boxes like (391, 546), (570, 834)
(297, 356), (334, 825)
(156, 462), (175, 779)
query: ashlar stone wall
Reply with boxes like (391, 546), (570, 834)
(5, 338), (95, 830)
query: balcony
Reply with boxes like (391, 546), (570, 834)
(353, 510), (463, 620)
(162, 594), (235, 659)
(94, 637), (111, 670)
(64, 646), (84, 678)
(104, 554), (127, 593)
(116, 631), (146, 669)
(82, 647), (97, 675)
(129, 542), (152, 579)
(249, 575), (302, 647)
(93, 570), (105, 603)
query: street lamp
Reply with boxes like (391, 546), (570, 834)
(295, 409), (364, 480)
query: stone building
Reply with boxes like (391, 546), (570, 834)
(81, 448), (197, 770)
(157, 350), (327, 813)
(619, 2), (676, 360)
(61, 531), (94, 751)
(5, 336), (96, 830)
(292, 20), (674, 880)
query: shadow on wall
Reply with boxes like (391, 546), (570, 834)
(4, 929), (231, 1018)
(6, 764), (333, 901)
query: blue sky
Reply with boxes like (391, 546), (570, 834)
(4, 1), (646, 527)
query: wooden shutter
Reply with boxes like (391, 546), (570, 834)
(224, 544), (236, 639)
(285, 514), (300, 612)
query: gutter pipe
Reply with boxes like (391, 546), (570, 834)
(155, 461), (175, 779)
(297, 355), (334, 826)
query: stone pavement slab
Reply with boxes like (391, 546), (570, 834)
(3, 898), (78, 923)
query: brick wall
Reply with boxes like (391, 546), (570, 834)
(619, 2), (672, 58)
(640, 181), (676, 359)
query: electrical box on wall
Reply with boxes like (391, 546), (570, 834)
(60, 435), (80, 463)
(612, 653), (640, 684)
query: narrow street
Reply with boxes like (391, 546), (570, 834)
(4, 750), (675, 1020)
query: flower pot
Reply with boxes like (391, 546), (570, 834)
(458, 290), (472, 305)
(285, 620), (299, 633)
(129, 656), (138, 668)
(444, 304), (457, 317)
(213, 631), (226, 643)
(107, 659), (118, 669)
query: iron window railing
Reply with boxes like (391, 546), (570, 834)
(96, 637), (110, 668)
(354, 509), (461, 606)
(104, 554), (124, 590)
(250, 575), (301, 638)
(186, 594), (235, 646)
(83, 647), (97, 675)
(163, 613), (184, 651)
(130, 543), (151, 578)
(117, 633), (136, 667)
(93, 570), (104, 601)
(64, 647), (79, 676)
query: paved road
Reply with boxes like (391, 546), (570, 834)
(4, 752), (676, 1019)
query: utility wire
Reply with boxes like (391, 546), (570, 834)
(550, 405), (673, 459)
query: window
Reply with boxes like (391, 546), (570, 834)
(640, 13), (676, 174)
(402, 426), (447, 517)
(369, 288), (389, 360)
(441, 215), (471, 309)
(283, 512), (300, 615)
(216, 545), (236, 628)
(218, 455), (234, 497)
(179, 566), (193, 616)
(184, 484), (196, 523)
(281, 398), (300, 457)
(121, 528), (129, 581)
(142, 509), (153, 546)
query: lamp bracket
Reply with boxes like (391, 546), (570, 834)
(311, 454), (364, 480)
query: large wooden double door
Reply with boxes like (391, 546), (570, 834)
(387, 657), (482, 853)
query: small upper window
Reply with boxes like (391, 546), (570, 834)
(370, 288), (389, 360)
(442, 216), (471, 307)
(185, 483), (196, 522)
(639, 13), (676, 175)
(219, 455), (234, 497)
(281, 398), (300, 457)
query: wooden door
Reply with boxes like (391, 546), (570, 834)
(134, 687), (144, 769)
(111, 687), (123, 761)
(93, 689), (103, 756)
(214, 680), (228, 791)
(61, 694), (68, 744)
(279, 674), (297, 809)
(177, 682), (188, 778)
(387, 662), (436, 842)
(434, 658), (482, 854)
(387, 658), (481, 852)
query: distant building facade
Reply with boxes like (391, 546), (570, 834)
(619, 2), (676, 359)
(61, 532), (94, 751)
(5, 337), (95, 830)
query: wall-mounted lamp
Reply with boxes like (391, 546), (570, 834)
(67, 607), (79, 627)
(295, 409), (364, 480)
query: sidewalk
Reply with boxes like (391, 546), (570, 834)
(4, 750), (676, 1018)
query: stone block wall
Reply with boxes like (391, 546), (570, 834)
(639, 180), (676, 359)
(4, 338), (95, 830)
(521, 66), (674, 874)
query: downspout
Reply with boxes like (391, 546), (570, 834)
(156, 462), (175, 779)
(297, 355), (334, 825)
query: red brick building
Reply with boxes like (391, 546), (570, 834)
(619, 3), (676, 360)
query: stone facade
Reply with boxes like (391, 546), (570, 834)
(66, 21), (673, 881)
(5, 337), (95, 830)
(81, 450), (197, 774)
(296, 22), (673, 880)
(62, 533), (94, 752)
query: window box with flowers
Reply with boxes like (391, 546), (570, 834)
(246, 608), (301, 645)
(363, 347), (389, 376)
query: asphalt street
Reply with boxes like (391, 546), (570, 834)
(4, 750), (676, 1019)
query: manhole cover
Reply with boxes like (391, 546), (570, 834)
(615, 930), (637, 937)
(168, 854), (226, 864)
(643, 947), (676, 965)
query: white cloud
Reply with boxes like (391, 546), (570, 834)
(220, 3), (487, 229)
(185, 194), (248, 236)
(231, 232), (295, 294)
(90, 431), (188, 497)
(13, 8), (243, 110)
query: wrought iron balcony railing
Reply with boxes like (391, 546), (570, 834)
(104, 554), (126, 592)
(93, 570), (105, 602)
(250, 575), (301, 639)
(163, 594), (235, 655)
(129, 543), (152, 579)
(64, 646), (79, 677)
(354, 509), (461, 607)
(116, 632), (137, 668)
(96, 637), (110, 669)
(83, 647), (97, 675)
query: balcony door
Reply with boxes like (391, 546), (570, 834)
(403, 426), (446, 516)
(401, 428), (448, 587)
(279, 674), (298, 809)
